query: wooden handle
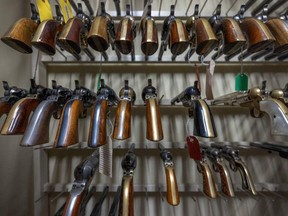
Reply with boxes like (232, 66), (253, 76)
(146, 98), (163, 141)
(165, 167), (180, 206)
(32, 20), (63, 55)
(54, 99), (83, 147)
(119, 176), (134, 216)
(141, 19), (158, 56)
(1, 97), (40, 135)
(1, 18), (39, 54)
(0, 101), (12, 118)
(87, 16), (110, 52)
(88, 99), (108, 148)
(62, 193), (85, 216)
(58, 17), (84, 54)
(115, 18), (135, 54)
(112, 100), (131, 140)
(217, 160), (235, 197)
(239, 18), (275, 53)
(169, 19), (189, 55)
(220, 18), (246, 55)
(20, 100), (58, 146)
(195, 18), (218, 56)
(200, 162), (217, 198)
(266, 19), (288, 54)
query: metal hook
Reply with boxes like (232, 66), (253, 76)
(199, 0), (208, 16)
(199, 55), (209, 66)
(56, 47), (67, 61)
(185, 0), (194, 16)
(226, 0), (237, 16)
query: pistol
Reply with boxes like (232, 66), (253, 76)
(210, 81), (288, 136)
(216, 145), (257, 195)
(90, 186), (109, 216)
(118, 144), (137, 216)
(158, 143), (179, 206)
(140, 5), (158, 57)
(88, 79), (119, 148)
(1, 79), (52, 135)
(20, 80), (73, 146)
(203, 146), (235, 197)
(142, 79), (163, 142)
(108, 186), (122, 216)
(115, 4), (136, 55)
(186, 4), (218, 59)
(31, 5), (65, 56)
(0, 81), (28, 119)
(171, 81), (217, 138)
(62, 151), (99, 216)
(1, 3), (40, 54)
(54, 80), (96, 148)
(112, 80), (135, 140)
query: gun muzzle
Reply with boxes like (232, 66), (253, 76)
(1, 18), (39, 54)
(31, 20), (63, 55)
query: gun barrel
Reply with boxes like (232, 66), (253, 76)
(108, 186), (122, 216)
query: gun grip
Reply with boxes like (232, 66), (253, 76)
(1, 97), (40, 135)
(165, 167), (180, 206)
(119, 175), (134, 216)
(217, 160), (235, 197)
(62, 190), (85, 216)
(193, 99), (217, 138)
(112, 100), (131, 140)
(54, 99), (83, 147)
(199, 162), (217, 198)
(259, 99), (288, 136)
(20, 100), (58, 146)
(0, 101), (12, 118)
(115, 18), (135, 54)
(146, 98), (163, 141)
(88, 99), (108, 148)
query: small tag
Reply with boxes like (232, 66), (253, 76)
(235, 73), (248, 91)
(36, 0), (53, 21)
(205, 60), (215, 100)
(99, 138), (113, 178)
(59, 0), (73, 23)
(194, 64), (201, 92)
(186, 136), (202, 161)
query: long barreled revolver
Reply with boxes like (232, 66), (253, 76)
(0, 81), (28, 119)
(54, 80), (96, 148)
(20, 80), (72, 146)
(112, 80), (135, 140)
(202, 146), (235, 197)
(1, 79), (52, 135)
(62, 151), (99, 216)
(171, 81), (217, 138)
(215, 145), (257, 195)
(88, 79), (119, 148)
(159, 143), (179, 206)
(118, 144), (137, 216)
(142, 79), (163, 142)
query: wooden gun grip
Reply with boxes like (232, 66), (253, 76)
(0, 101), (12, 118)
(32, 20), (63, 55)
(141, 19), (158, 56)
(239, 18), (275, 53)
(62, 192), (85, 216)
(217, 160), (235, 197)
(54, 99), (83, 147)
(199, 162), (217, 198)
(20, 100), (58, 146)
(88, 99), (108, 148)
(266, 19), (288, 54)
(195, 18), (218, 55)
(112, 100), (131, 140)
(165, 166), (180, 206)
(115, 18), (135, 54)
(220, 18), (246, 55)
(146, 98), (163, 141)
(1, 97), (40, 135)
(1, 18), (39, 54)
(119, 176), (134, 216)
(169, 19), (189, 55)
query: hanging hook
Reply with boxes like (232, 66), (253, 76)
(199, 55), (209, 66)
(185, 0), (194, 16)
(226, 0), (237, 16)
(199, 0), (208, 16)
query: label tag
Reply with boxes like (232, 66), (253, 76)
(206, 60), (215, 100)
(235, 73), (248, 91)
(59, 0), (73, 23)
(186, 136), (202, 161)
(36, 0), (53, 21)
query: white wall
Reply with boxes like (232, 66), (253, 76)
(0, 0), (34, 215)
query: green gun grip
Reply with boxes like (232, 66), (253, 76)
(235, 73), (248, 91)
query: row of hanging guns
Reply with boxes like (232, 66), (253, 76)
(0, 78), (287, 149)
(56, 140), (288, 216)
(1, 1), (288, 61)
